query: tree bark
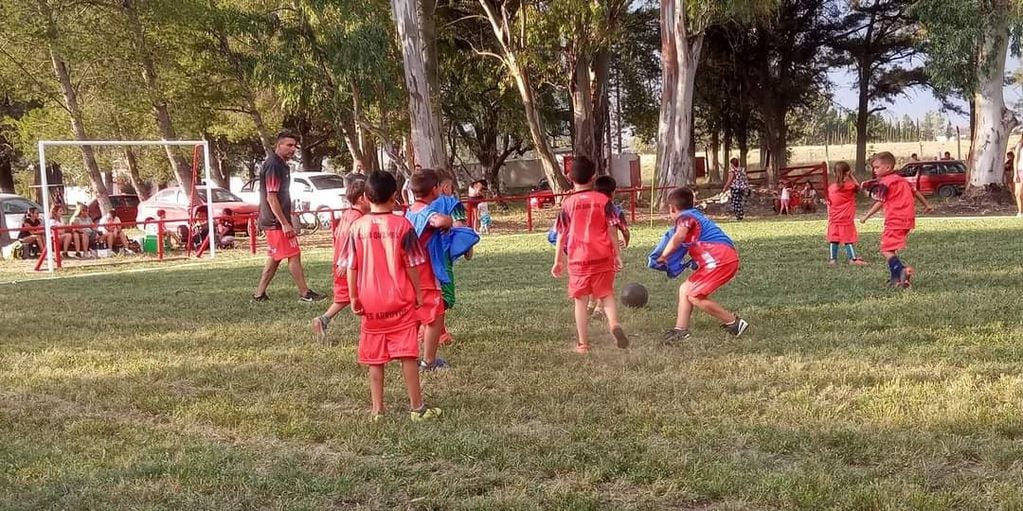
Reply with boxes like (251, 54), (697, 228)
(570, 49), (597, 169)
(0, 140), (14, 194)
(121, 0), (192, 191)
(508, 56), (571, 192)
(855, 67), (871, 178)
(708, 130), (721, 184)
(391, 0), (447, 169)
(969, 10), (1017, 188)
(123, 147), (151, 200)
(38, 3), (112, 215)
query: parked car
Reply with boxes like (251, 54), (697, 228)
(863, 160), (967, 198)
(236, 171), (349, 226)
(528, 177), (556, 208)
(87, 194), (140, 226)
(135, 186), (258, 233)
(1, 193), (43, 234)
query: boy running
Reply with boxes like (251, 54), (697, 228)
(551, 156), (630, 353)
(312, 179), (370, 340)
(340, 171), (440, 421)
(659, 187), (748, 343)
(860, 151), (933, 288)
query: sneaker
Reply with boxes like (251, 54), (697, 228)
(410, 405), (442, 421)
(312, 316), (329, 337)
(827, 259), (838, 267)
(663, 328), (691, 345)
(611, 325), (630, 349)
(299, 290), (326, 302)
(419, 358), (449, 372)
(251, 293), (270, 302)
(574, 343), (590, 354)
(1017, 212), (1023, 218)
(723, 318), (749, 337)
(849, 258), (868, 266)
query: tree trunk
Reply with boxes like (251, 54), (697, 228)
(855, 70), (871, 179)
(969, 12), (1017, 188)
(508, 56), (571, 192)
(708, 130), (721, 184)
(391, 0), (447, 169)
(121, 0), (192, 191)
(765, 110), (788, 185)
(124, 147), (151, 200)
(571, 50), (597, 169)
(592, 48), (612, 176)
(655, 0), (703, 206)
(0, 145), (14, 194)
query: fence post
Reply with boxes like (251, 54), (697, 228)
(157, 221), (165, 261)
(630, 189), (637, 223)
(526, 196), (533, 232)
(248, 218), (257, 255)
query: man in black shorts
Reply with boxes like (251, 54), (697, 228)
(252, 131), (324, 302)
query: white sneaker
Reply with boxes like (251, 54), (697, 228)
(1017, 212), (1023, 218)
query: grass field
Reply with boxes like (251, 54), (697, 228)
(3, 216), (1023, 510)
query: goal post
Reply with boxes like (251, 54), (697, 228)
(36, 139), (214, 273)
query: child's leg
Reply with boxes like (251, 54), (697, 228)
(368, 364), (385, 415)
(844, 243), (857, 261)
(422, 317), (444, 365)
(324, 302), (349, 321)
(689, 295), (738, 325)
(312, 302), (349, 336)
(675, 283), (696, 330)
(400, 358), (424, 410)
(883, 250), (902, 281)
(829, 242), (839, 261)
(599, 294), (629, 348)
(574, 297), (590, 347)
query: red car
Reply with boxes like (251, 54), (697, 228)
(863, 160), (967, 198)
(88, 194), (140, 227)
(528, 178), (557, 208)
(135, 186), (258, 232)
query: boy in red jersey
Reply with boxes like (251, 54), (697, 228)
(658, 187), (748, 343)
(406, 169), (454, 371)
(312, 178), (370, 340)
(551, 156), (630, 353)
(340, 171), (441, 421)
(860, 152), (933, 288)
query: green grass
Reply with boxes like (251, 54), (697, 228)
(2, 217), (1023, 510)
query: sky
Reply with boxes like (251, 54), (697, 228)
(828, 56), (1023, 129)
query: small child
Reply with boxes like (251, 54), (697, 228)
(779, 182), (792, 215)
(826, 162), (867, 266)
(312, 179), (370, 339)
(189, 207), (210, 251)
(658, 187), (748, 343)
(477, 197), (492, 234)
(588, 175), (631, 320)
(551, 156), (630, 353)
(801, 182), (818, 212)
(860, 151), (933, 288)
(407, 169), (455, 370)
(217, 208), (236, 249)
(340, 171), (440, 421)
(432, 169), (474, 346)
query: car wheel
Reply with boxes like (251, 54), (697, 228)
(937, 185), (957, 198)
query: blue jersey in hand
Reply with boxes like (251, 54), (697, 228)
(647, 227), (697, 279)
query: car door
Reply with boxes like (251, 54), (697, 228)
(916, 163), (939, 194)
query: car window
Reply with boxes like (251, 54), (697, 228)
(897, 166), (917, 178)
(309, 175), (346, 190)
(154, 189), (176, 202)
(2, 198), (38, 214)
(944, 162), (966, 174)
(175, 191), (190, 205)
(195, 189), (245, 203)
(918, 164), (939, 176)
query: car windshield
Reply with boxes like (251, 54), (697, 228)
(197, 189), (245, 203)
(309, 175), (346, 190)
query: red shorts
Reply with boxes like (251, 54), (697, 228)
(568, 271), (615, 300)
(827, 222), (858, 244)
(266, 229), (301, 261)
(332, 273), (350, 304)
(686, 260), (739, 298)
(881, 228), (910, 253)
(417, 288), (445, 325)
(358, 322), (419, 365)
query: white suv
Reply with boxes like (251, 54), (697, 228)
(237, 171), (350, 226)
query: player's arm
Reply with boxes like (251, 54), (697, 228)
(265, 170), (295, 236)
(407, 266), (423, 308)
(860, 201), (883, 223)
(619, 224), (631, 248)
(722, 170), (734, 192)
(427, 212), (454, 230)
(912, 189), (934, 213)
(551, 231), (566, 278)
(658, 222), (690, 263)
(347, 267), (362, 314)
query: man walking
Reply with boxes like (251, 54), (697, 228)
(252, 131), (325, 302)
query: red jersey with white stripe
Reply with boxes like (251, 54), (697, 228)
(871, 173), (916, 230)
(674, 214), (739, 269)
(555, 190), (620, 275)
(332, 209), (364, 280)
(339, 212), (427, 332)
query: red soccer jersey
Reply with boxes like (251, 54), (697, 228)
(827, 181), (858, 225)
(340, 212), (427, 332)
(555, 190), (619, 275)
(674, 215), (739, 268)
(332, 209), (365, 280)
(872, 173), (916, 230)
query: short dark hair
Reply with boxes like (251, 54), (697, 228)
(346, 178), (366, 204)
(410, 168), (440, 199)
(472, 179), (488, 189)
(569, 156), (596, 184)
(437, 168), (455, 184)
(667, 187), (695, 211)
(594, 175), (617, 198)
(365, 171), (397, 205)
(730, 158), (740, 166)
(275, 130), (298, 143)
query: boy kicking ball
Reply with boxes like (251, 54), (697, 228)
(860, 151), (933, 289)
(312, 178), (369, 341)
(658, 187), (748, 344)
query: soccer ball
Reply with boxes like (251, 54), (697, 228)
(620, 283), (648, 308)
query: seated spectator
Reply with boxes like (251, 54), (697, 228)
(48, 204), (81, 257)
(17, 207), (44, 257)
(69, 203), (96, 256)
(801, 183), (818, 212)
(98, 210), (132, 254)
(217, 208), (236, 249)
(144, 209), (180, 249)
(190, 206), (210, 251)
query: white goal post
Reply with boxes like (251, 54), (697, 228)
(37, 140), (214, 273)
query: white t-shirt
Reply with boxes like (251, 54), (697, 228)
(99, 215), (120, 233)
(478, 201), (490, 217)
(780, 188), (791, 201)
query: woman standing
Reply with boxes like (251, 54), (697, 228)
(721, 158), (750, 220)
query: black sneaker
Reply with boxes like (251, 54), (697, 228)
(252, 293), (270, 302)
(663, 328), (691, 345)
(723, 318), (749, 337)
(611, 325), (630, 349)
(299, 290), (326, 302)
